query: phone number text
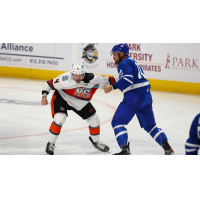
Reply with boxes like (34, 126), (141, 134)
(29, 59), (58, 65)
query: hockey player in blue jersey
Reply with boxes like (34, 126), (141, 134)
(103, 43), (174, 155)
(185, 113), (200, 155)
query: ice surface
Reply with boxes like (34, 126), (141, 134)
(0, 77), (199, 155)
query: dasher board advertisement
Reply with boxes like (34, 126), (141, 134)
(0, 43), (72, 71)
(77, 43), (200, 83)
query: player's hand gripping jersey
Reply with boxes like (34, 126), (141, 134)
(42, 72), (116, 110)
(113, 56), (150, 95)
(185, 113), (200, 155)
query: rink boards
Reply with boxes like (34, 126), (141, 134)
(0, 43), (200, 95)
(0, 65), (200, 95)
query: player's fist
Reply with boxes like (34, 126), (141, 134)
(41, 97), (48, 105)
(103, 85), (112, 93)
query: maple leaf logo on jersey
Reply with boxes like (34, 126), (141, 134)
(119, 69), (123, 78)
(82, 43), (98, 64)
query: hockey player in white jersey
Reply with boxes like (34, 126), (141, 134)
(41, 63), (115, 155)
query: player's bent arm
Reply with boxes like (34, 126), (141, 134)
(41, 82), (51, 106)
(41, 74), (63, 106)
(42, 82), (52, 95)
(94, 74), (118, 90)
(114, 76), (134, 92)
(106, 75), (119, 90)
(91, 74), (108, 87)
(114, 62), (135, 91)
(51, 74), (64, 90)
(46, 73), (65, 91)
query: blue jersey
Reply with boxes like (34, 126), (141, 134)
(112, 56), (168, 149)
(114, 56), (150, 95)
(185, 113), (200, 155)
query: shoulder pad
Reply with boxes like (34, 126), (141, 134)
(83, 73), (95, 83)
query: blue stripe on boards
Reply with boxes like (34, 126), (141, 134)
(0, 53), (64, 59)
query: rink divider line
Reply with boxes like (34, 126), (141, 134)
(0, 86), (116, 140)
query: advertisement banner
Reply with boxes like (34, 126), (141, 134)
(77, 43), (200, 83)
(0, 43), (72, 71)
(1, 43), (199, 84)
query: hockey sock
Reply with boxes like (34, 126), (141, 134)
(144, 125), (168, 146)
(112, 119), (128, 148)
(89, 126), (100, 142)
(49, 121), (62, 144)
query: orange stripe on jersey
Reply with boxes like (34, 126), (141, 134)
(89, 126), (100, 135)
(50, 122), (62, 135)
(63, 88), (98, 100)
(51, 93), (57, 117)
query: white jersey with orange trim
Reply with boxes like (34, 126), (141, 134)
(42, 71), (117, 111)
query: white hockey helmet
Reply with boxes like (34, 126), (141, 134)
(71, 63), (85, 75)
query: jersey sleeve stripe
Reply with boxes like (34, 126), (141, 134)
(122, 75), (134, 78)
(47, 80), (55, 90)
(109, 77), (116, 85)
(123, 77), (133, 84)
(123, 81), (149, 93)
(42, 90), (49, 95)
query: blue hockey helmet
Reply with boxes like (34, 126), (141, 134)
(110, 43), (129, 56)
